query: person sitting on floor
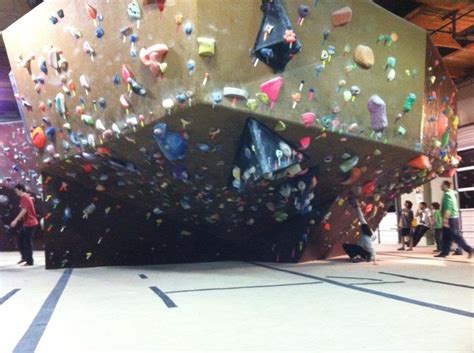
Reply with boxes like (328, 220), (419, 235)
(343, 199), (377, 265)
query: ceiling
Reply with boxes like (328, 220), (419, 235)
(375, 0), (474, 84)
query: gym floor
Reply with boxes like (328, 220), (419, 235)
(1, 245), (472, 353)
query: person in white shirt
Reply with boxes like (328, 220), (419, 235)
(342, 199), (377, 265)
(412, 202), (431, 247)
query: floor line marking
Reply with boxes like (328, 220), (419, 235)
(149, 286), (177, 308)
(378, 252), (471, 264)
(166, 281), (322, 294)
(248, 262), (474, 318)
(379, 272), (474, 289)
(0, 288), (21, 305)
(326, 276), (382, 281)
(13, 268), (73, 353)
(349, 281), (405, 286)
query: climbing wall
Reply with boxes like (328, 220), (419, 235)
(2, 0), (459, 268)
(0, 121), (43, 251)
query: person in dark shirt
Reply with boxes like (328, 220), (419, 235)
(398, 200), (414, 251)
(10, 184), (38, 266)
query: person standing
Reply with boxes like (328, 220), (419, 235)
(413, 202), (431, 247)
(10, 184), (38, 266)
(398, 200), (414, 251)
(435, 180), (472, 258)
(431, 202), (443, 252)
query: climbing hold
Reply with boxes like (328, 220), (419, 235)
(299, 137), (311, 150)
(81, 115), (95, 126)
(362, 180), (376, 196)
(128, 0), (143, 20)
(31, 127), (46, 149)
(403, 93), (416, 113)
(367, 95), (387, 133)
(83, 41), (95, 61)
(275, 121), (286, 131)
(153, 123), (187, 161)
(184, 22), (193, 36)
(341, 167), (362, 185)
(223, 87), (249, 105)
(162, 98), (175, 111)
(353, 45), (374, 69)
(339, 155), (359, 173)
(197, 37), (216, 56)
(331, 6), (352, 27)
(407, 155), (431, 169)
(260, 76), (283, 109)
(301, 112), (315, 127)
(128, 77), (146, 96)
(139, 44), (168, 76)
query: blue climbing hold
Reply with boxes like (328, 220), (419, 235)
(153, 123), (187, 161)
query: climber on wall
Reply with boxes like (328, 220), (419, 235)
(342, 198), (377, 265)
(10, 184), (38, 266)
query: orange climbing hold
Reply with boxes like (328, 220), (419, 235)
(31, 127), (46, 149)
(407, 155), (431, 169)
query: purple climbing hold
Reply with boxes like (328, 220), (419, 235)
(367, 95), (387, 133)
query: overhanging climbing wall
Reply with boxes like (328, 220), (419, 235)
(2, 0), (459, 268)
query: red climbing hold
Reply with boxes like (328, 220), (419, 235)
(362, 180), (376, 196)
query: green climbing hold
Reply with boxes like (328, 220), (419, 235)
(339, 155), (359, 173)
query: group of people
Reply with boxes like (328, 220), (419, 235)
(342, 180), (472, 264)
(398, 180), (472, 258)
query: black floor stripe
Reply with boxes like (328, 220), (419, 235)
(379, 272), (474, 289)
(0, 288), (20, 304)
(326, 276), (382, 281)
(249, 262), (474, 318)
(149, 286), (177, 308)
(139, 274), (148, 279)
(166, 281), (322, 294)
(349, 281), (405, 286)
(378, 252), (470, 264)
(13, 268), (73, 353)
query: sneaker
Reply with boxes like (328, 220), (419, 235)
(434, 254), (446, 258)
(407, 249), (413, 251)
(17, 259), (26, 265)
(397, 247), (405, 251)
(22, 262), (33, 266)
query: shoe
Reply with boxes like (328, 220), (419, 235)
(397, 247), (405, 251)
(17, 259), (26, 264)
(22, 262), (33, 266)
(434, 254), (446, 258)
(407, 249), (413, 251)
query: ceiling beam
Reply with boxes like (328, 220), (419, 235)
(404, 5), (426, 20)
(430, 32), (462, 48)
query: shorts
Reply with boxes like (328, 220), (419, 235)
(399, 228), (411, 237)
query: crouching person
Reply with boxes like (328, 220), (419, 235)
(343, 200), (377, 265)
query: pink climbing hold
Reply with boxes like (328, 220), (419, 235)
(121, 64), (132, 82)
(301, 112), (315, 127)
(259, 76), (283, 109)
(299, 136), (311, 150)
(139, 44), (168, 76)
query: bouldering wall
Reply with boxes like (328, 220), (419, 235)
(0, 121), (44, 251)
(2, 0), (457, 268)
